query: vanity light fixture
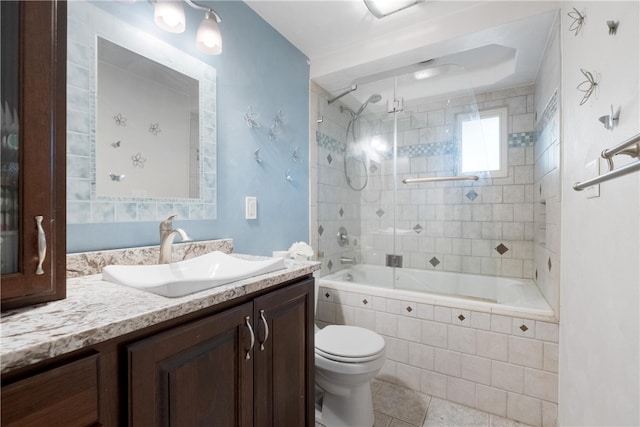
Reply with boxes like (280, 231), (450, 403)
(153, 0), (222, 55)
(196, 9), (222, 55)
(154, 0), (186, 33)
(363, 0), (419, 18)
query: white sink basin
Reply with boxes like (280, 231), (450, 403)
(102, 251), (286, 297)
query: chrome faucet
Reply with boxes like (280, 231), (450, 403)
(340, 256), (356, 265)
(159, 215), (192, 264)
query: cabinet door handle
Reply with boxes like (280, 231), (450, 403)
(35, 215), (46, 275)
(259, 309), (269, 351)
(244, 316), (255, 360)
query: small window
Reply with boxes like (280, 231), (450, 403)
(459, 107), (508, 177)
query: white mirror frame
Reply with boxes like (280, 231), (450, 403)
(67, 1), (217, 223)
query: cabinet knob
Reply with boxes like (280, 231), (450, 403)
(259, 309), (269, 351)
(35, 216), (47, 275)
(244, 316), (255, 360)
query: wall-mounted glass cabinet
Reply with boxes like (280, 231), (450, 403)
(1, 1), (67, 310)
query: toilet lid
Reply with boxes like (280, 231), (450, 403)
(315, 325), (385, 361)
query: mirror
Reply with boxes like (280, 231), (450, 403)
(96, 37), (200, 199)
(67, 1), (217, 223)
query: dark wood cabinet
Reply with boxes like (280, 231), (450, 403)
(1, 0), (67, 310)
(253, 282), (315, 427)
(1, 277), (315, 427)
(128, 302), (255, 426)
(1, 354), (100, 427)
(127, 278), (315, 426)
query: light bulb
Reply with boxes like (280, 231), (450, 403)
(154, 0), (185, 33)
(196, 11), (222, 55)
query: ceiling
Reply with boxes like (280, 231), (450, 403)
(244, 0), (559, 111)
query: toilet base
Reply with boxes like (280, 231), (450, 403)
(316, 383), (374, 427)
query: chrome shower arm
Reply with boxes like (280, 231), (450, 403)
(328, 84), (357, 104)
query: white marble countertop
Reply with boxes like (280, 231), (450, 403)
(0, 257), (320, 374)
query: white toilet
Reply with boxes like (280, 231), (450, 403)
(314, 283), (386, 427)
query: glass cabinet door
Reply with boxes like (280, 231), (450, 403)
(1, 1), (21, 275)
(1, 0), (67, 310)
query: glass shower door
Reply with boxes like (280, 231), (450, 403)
(313, 79), (396, 279)
(391, 73), (482, 276)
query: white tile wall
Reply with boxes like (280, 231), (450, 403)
(476, 384), (508, 417)
(312, 84), (549, 281)
(318, 285), (559, 427)
(363, 87), (537, 279)
(310, 82), (362, 277)
(532, 90), (561, 316)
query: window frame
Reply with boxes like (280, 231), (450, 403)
(457, 107), (509, 178)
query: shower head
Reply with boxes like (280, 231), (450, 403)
(354, 94), (382, 117)
(368, 93), (383, 104)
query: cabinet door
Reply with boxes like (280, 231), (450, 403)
(1, 0), (67, 310)
(253, 279), (315, 427)
(128, 303), (254, 427)
(1, 354), (99, 427)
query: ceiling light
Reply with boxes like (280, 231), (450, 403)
(152, 0), (223, 55)
(413, 64), (459, 80)
(363, 0), (419, 18)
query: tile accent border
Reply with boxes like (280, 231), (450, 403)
(67, 1), (217, 223)
(508, 132), (537, 147)
(316, 131), (345, 154)
(536, 90), (558, 134)
(317, 131), (536, 159)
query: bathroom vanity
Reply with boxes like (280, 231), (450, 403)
(1, 254), (319, 427)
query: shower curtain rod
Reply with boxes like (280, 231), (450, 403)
(402, 175), (479, 184)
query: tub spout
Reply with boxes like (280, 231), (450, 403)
(340, 256), (356, 265)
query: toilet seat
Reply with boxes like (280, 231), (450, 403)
(315, 325), (385, 363)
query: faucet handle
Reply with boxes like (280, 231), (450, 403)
(160, 214), (178, 231)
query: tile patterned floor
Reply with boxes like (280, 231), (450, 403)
(316, 380), (532, 427)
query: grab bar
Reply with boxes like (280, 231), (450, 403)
(573, 132), (640, 191)
(573, 159), (640, 191)
(402, 175), (479, 184)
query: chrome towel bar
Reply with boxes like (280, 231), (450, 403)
(573, 132), (640, 191)
(601, 132), (640, 162)
(402, 175), (479, 184)
(573, 159), (640, 191)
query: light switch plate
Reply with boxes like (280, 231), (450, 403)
(245, 197), (257, 219)
(584, 159), (601, 199)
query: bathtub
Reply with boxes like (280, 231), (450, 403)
(317, 264), (559, 420)
(319, 264), (555, 321)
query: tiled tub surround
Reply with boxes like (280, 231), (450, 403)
(66, 238), (233, 277)
(309, 81), (361, 277)
(1, 252), (320, 374)
(313, 84), (539, 280)
(532, 90), (560, 315)
(316, 281), (558, 427)
(321, 265), (554, 316)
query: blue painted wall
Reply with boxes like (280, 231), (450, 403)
(67, 1), (310, 256)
